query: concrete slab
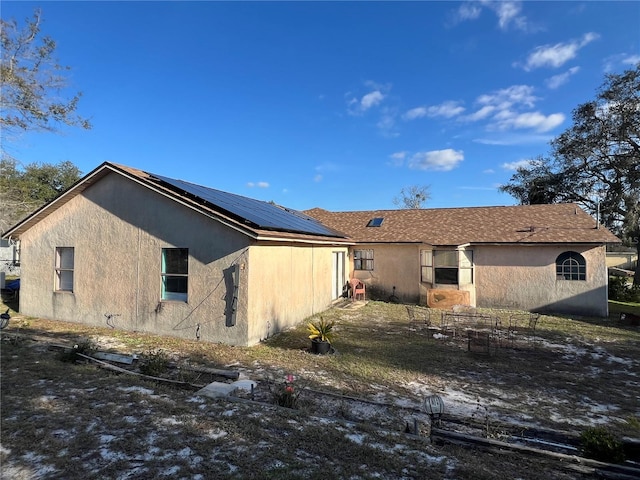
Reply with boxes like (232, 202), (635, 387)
(196, 381), (238, 399)
(93, 351), (136, 365)
(232, 379), (257, 393)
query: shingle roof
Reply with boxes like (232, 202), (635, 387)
(3, 162), (350, 245)
(304, 204), (620, 246)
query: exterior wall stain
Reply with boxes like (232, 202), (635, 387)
(18, 172), (348, 346)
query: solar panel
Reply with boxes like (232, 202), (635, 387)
(151, 173), (342, 237)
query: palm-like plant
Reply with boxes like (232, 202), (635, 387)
(307, 317), (335, 344)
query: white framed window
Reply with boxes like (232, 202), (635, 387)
(353, 249), (374, 271)
(420, 250), (433, 283)
(55, 247), (74, 292)
(161, 248), (188, 301)
(421, 249), (473, 285)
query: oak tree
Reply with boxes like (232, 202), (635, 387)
(500, 64), (640, 284)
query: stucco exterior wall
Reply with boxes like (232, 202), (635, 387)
(245, 244), (348, 345)
(351, 244), (421, 303)
(18, 172), (254, 345)
(474, 244), (609, 317)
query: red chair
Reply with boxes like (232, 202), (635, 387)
(351, 279), (366, 301)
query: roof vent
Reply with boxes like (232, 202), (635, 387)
(367, 217), (384, 227)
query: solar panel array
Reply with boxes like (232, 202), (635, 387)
(151, 174), (342, 237)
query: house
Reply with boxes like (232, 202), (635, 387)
(0, 238), (20, 275)
(1, 162), (351, 346)
(305, 205), (620, 317)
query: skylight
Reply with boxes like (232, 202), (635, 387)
(367, 217), (384, 227)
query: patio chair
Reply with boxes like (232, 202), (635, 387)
(350, 278), (366, 301)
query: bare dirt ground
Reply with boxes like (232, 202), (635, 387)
(1, 301), (639, 479)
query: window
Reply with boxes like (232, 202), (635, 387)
(55, 247), (74, 292)
(421, 249), (473, 285)
(162, 248), (189, 301)
(353, 249), (374, 271)
(556, 251), (586, 281)
(420, 250), (433, 283)
(434, 250), (459, 284)
(367, 217), (384, 227)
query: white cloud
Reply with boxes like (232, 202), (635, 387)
(403, 107), (428, 120)
(623, 54), (640, 66)
(477, 85), (538, 110)
(464, 84), (562, 134)
(473, 133), (553, 145)
(361, 90), (384, 110)
(428, 101), (466, 118)
(502, 159), (534, 170)
(403, 101), (465, 121)
(512, 111), (565, 132)
(457, 2), (482, 21)
(466, 105), (496, 121)
(376, 109), (399, 137)
(524, 32), (599, 70)
(388, 151), (407, 167)
(452, 1), (529, 31)
(346, 82), (390, 116)
(314, 174), (323, 182)
(545, 66), (580, 89)
(247, 181), (269, 188)
(603, 53), (640, 72)
(491, 1), (524, 30)
(493, 111), (564, 132)
(408, 149), (464, 172)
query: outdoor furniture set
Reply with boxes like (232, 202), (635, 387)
(406, 305), (540, 354)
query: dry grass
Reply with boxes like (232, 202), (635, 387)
(1, 299), (639, 479)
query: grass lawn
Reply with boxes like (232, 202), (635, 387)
(1, 298), (639, 479)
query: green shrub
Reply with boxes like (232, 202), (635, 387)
(270, 374), (303, 409)
(609, 276), (640, 302)
(580, 426), (625, 463)
(58, 339), (96, 362)
(139, 349), (170, 377)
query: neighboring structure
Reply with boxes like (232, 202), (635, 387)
(0, 238), (20, 275)
(305, 205), (620, 317)
(606, 251), (638, 271)
(2, 163), (351, 346)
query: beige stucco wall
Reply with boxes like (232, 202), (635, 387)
(351, 244), (422, 303)
(245, 244), (348, 345)
(474, 244), (609, 317)
(348, 243), (609, 317)
(18, 172), (348, 346)
(19, 173), (248, 345)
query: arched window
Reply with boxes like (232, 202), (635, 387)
(556, 251), (586, 281)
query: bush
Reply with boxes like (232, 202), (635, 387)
(59, 339), (96, 362)
(139, 349), (170, 377)
(580, 426), (625, 463)
(270, 374), (303, 409)
(609, 276), (640, 302)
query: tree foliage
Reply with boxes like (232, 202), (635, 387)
(1, 8), (91, 136)
(500, 64), (640, 284)
(0, 158), (82, 233)
(393, 184), (431, 209)
(0, 9), (89, 234)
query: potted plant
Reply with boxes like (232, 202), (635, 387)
(307, 317), (335, 354)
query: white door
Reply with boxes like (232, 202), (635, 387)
(332, 251), (345, 299)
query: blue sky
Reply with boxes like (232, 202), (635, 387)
(3, 1), (639, 212)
